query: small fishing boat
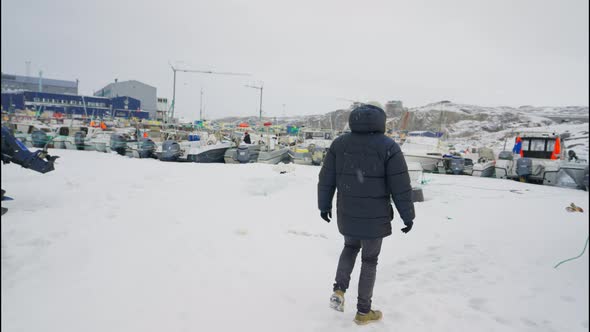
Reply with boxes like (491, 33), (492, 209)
(224, 143), (261, 164)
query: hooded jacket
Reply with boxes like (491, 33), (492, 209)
(317, 104), (415, 239)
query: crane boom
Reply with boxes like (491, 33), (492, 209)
(176, 68), (251, 76)
(168, 62), (252, 120)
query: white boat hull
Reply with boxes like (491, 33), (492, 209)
(403, 153), (442, 172)
(472, 160), (496, 177)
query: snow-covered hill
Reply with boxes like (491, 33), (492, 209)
(216, 101), (588, 139)
(404, 101), (588, 138)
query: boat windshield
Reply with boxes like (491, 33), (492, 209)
(529, 139), (546, 151)
(522, 138), (554, 159)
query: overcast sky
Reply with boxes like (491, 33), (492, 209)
(2, 0), (588, 120)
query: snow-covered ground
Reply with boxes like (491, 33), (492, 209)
(2, 149), (589, 332)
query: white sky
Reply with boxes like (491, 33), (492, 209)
(1, 0), (588, 120)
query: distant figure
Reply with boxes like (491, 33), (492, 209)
(243, 131), (251, 144)
(100, 121), (107, 130)
(568, 150), (579, 161)
(270, 136), (276, 150)
(143, 131), (149, 138)
(318, 103), (415, 325)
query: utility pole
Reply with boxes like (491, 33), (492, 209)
(168, 62), (251, 121)
(38, 70), (43, 92)
(199, 88), (203, 121)
(245, 83), (263, 121)
(172, 70), (176, 122)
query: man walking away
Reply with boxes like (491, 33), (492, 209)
(317, 103), (415, 325)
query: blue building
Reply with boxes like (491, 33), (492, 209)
(1, 91), (150, 119)
(1, 72), (78, 95)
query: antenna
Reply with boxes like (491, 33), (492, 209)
(200, 88), (204, 121)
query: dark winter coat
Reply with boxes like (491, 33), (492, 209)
(243, 134), (252, 144)
(317, 104), (415, 239)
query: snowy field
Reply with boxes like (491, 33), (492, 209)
(2, 149), (589, 332)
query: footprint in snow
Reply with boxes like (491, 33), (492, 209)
(287, 230), (327, 239)
(493, 316), (512, 326)
(468, 297), (490, 313)
(520, 317), (538, 327)
(559, 295), (575, 303)
(235, 229), (248, 236)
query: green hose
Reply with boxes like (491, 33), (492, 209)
(554, 237), (589, 269)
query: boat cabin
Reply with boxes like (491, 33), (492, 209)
(520, 133), (562, 159)
(303, 131), (333, 140)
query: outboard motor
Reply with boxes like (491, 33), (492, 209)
(2, 126), (58, 174)
(160, 140), (181, 161)
(449, 157), (465, 175)
(516, 158), (533, 181)
(74, 131), (86, 150)
(31, 130), (49, 148)
(311, 147), (326, 165)
(237, 144), (251, 163)
(138, 138), (156, 159)
(110, 133), (127, 156)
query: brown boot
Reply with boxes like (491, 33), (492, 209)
(354, 310), (382, 325)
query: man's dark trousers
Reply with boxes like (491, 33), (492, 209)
(333, 236), (383, 313)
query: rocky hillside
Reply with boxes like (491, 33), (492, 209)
(217, 101), (588, 138)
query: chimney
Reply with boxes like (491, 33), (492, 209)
(38, 70), (43, 92)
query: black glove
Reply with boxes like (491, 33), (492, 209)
(46, 155), (59, 163)
(401, 220), (413, 233)
(320, 210), (332, 223)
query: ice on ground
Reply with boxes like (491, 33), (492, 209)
(1, 149), (589, 332)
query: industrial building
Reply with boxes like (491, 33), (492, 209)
(95, 80), (157, 119)
(1, 91), (149, 119)
(156, 97), (169, 121)
(1, 72), (78, 95)
(385, 100), (404, 116)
